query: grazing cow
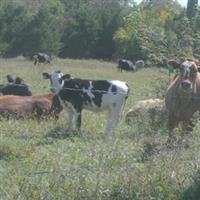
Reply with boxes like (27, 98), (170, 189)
(118, 59), (136, 72)
(0, 75), (32, 96)
(34, 53), (51, 65)
(165, 60), (200, 135)
(135, 60), (145, 70)
(0, 94), (62, 120)
(43, 71), (129, 136)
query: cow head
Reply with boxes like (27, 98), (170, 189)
(43, 71), (71, 93)
(169, 60), (200, 93)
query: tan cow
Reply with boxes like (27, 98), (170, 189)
(0, 94), (62, 120)
(125, 98), (166, 126)
(165, 60), (200, 136)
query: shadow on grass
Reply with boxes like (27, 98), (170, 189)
(181, 170), (200, 200)
(45, 126), (82, 140)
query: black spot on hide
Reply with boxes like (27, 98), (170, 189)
(111, 85), (117, 94)
(91, 81), (110, 107)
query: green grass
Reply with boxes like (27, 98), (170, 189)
(0, 57), (200, 199)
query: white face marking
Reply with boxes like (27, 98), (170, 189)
(49, 72), (64, 93)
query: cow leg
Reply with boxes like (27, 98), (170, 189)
(168, 113), (179, 137)
(66, 109), (74, 129)
(182, 119), (194, 132)
(117, 66), (121, 72)
(74, 111), (82, 130)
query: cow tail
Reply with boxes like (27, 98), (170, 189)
(126, 83), (129, 100)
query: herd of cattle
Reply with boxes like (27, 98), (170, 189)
(32, 54), (145, 72)
(1, 57), (200, 139)
(0, 70), (129, 136)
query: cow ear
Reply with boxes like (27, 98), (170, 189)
(42, 72), (50, 79)
(6, 74), (14, 83)
(168, 60), (180, 69)
(15, 77), (24, 84)
(61, 74), (71, 80)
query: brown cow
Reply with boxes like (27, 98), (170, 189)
(0, 94), (62, 120)
(165, 60), (200, 136)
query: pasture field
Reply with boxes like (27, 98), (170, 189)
(0, 58), (200, 200)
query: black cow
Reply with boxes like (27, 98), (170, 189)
(34, 53), (51, 65)
(43, 71), (129, 137)
(118, 59), (136, 72)
(0, 75), (32, 96)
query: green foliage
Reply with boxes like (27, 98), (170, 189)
(16, 0), (65, 56)
(114, 0), (188, 63)
(0, 0), (64, 57)
(0, 3), (30, 56)
(0, 0), (200, 62)
(60, 2), (100, 58)
(60, 0), (124, 58)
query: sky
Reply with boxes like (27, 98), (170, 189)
(134, 0), (188, 7)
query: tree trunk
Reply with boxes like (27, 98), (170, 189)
(186, 0), (198, 19)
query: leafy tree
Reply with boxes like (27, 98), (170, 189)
(60, 2), (100, 58)
(114, 0), (184, 63)
(2, 0), (65, 57)
(0, 3), (30, 56)
(60, 0), (127, 58)
(22, 0), (64, 56)
(191, 7), (200, 57)
(0, 0), (200, 62)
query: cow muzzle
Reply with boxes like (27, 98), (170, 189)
(50, 87), (57, 93)
(181, 80), (192, 90)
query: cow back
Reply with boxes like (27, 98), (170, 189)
(1, 84), (32, 96)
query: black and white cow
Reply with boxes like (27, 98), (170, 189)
(118, 59), (136, 72)
(43, 71), (129, 136)
(34, 53), (51, 65)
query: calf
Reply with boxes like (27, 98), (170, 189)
(34, 52), (51, 65)
(118, 59), (136, 72)
(0, 94), (62, 120)
(43, 71), (129, 136)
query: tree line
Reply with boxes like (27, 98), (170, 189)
(0, 0), (199, 65)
